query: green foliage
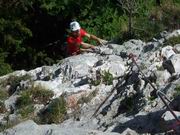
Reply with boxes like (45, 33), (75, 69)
(133, 17), (164, 41)
(174, 85), (180, 97)
(17, 105), (34, 119)
(15, 85), (54, 120)
(30, 85), (54, 104)
(0, 0), (179, 71)
(0, 101), (6, 113)
(16, 85), (54, 108)
(90, 70), (113, 86)
(102, 70), (113, 85)
(2, 74), (31, 95)
(91, 79), (101, 86)
(79, 2), (123, 41)
(39, 96), (67, 124)
(0, 51), (12, 76)
(164, 36), (180, 46)
(126, 0), (180, 41)
(0, 89), (8, 101)
(148, 96), (156, 101)
(16, 91), (32, 108)
(2, 74), (31, 87)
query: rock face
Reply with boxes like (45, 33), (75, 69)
(0, 29), (180, 135)
(0, 120), (121, 135)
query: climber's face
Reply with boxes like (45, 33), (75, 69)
(71, 30), (80, 38)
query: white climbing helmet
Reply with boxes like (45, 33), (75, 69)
(70, 21), (81, 31)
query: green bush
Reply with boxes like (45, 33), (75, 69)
(0, 89), (8, 101)
(0, 62), (12, 76)
(0, 51), (13, 76)
(15, 85), (54, 120)
(0, 101), (6, 113)
(39, 96), (67, 124)
(16, 91), (32, 109)
(1, 74), (31, 95)
(2, 74), (31, 87)
(131, 0), (180, 41)
(133, 17), (164, 41)
(174, 85), (180, 97)
(17, 105), (34, 119)
(148, 96), (156, 101)
(30, 85), (54, 105)
(102, 70), (113, 85)
(164, 36), (180, 46)
(16, 85), (54, 108)
(90, 79), (101, 86)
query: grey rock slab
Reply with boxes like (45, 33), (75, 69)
(174, 44), (180, 53)
(0, 120), (121, 135)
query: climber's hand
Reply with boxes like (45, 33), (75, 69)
(98, 39), (108, 46)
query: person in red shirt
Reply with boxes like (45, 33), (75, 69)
(66, 21), (107, 56)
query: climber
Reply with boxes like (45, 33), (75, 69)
(66, 21), (108, 56)
(160, 46), (178, 81)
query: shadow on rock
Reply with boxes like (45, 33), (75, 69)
(112, 109), (168, 134)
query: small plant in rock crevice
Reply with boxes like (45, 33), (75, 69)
(39, 96), (67, 124)
(90, 70), (114, 86)
(0, 74), (32, 96)
(164, 36), (180, 47)
(30, 85), (54, 105)
(102, 70), (114, 85)
(15, 85), (54, 120)
(90, 79), (101, 86)
(17, 105), (35, 119)
(0, 101), (6, 113)
(174, 85), (180, 97)
(0, 89), (8, 101)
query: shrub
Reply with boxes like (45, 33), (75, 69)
(0, 63), (12, 76)
(15, 85), (54, 120)
(164, 36), (180, 46)
(1, 74), (31, 96)
(0, 51), (13, 76)
(132, 0), (180, 41)
(16, 91), (32, 108)
(0, 89), (8, 101)
(30, 85), (54, 105)
(133, 17), (164, 41)
(90, 79), (101, 86)
(174, 85), (180, 97)
(39, 96), (67, 124)
(16, 85), (54, 108)
(17, 105), (34, 119)
(102, 70), (113, 85)
(0, 101), (6, 113)
(90, 70), (113, 86)
(148, 96), (156, 101)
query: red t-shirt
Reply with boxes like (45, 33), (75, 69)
(66, 28), (87, 55)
